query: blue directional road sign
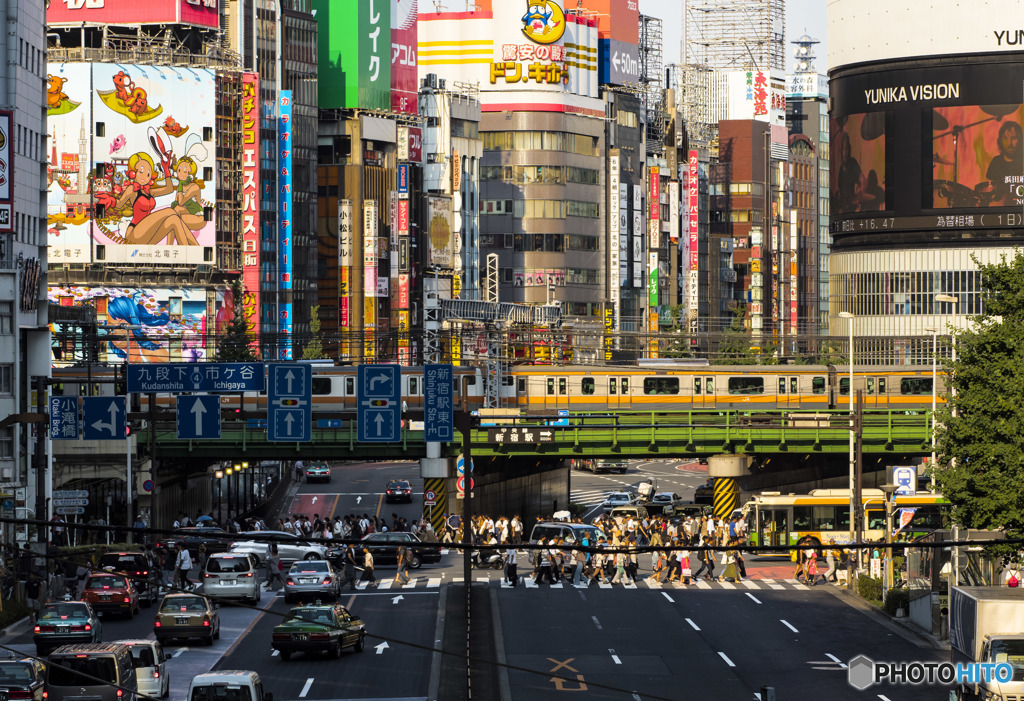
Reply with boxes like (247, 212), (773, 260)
(423, 364), (453, 442)
(49, 396), (79, 440)
(357, 364), (401, 443)
(127, 363), (265, 393)
(268, 364), (311, 442)
(176, 395), (222, 440)
(82, 397), (127, 440)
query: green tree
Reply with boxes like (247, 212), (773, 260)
(217, 279), (258, 362)
(302, 305), (326, 360)
(716, 308), (758, 365)
(936, 251), (1024, 542)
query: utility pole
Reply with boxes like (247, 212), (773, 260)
(34, 376), (48, 544)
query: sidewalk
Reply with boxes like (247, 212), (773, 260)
(0, 614), (31, 640)
(823, 584), (949, 651)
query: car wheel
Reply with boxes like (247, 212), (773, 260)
(408, 553), (422, 569)
(332, 641), (342, 659)
(214, 623), (220, 640)
(279, 650), (291, 661)
(204, 635), (214, 646)
(303, 552), (318, 561)
(354, 632), (364, 653)
(284, 594), (293, 604)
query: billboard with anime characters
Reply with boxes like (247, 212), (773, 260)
(49, 286), (229, 364)
(46, 62), (216, 266)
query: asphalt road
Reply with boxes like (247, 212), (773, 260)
(2, 460), (953, 701)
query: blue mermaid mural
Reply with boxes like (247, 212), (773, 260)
(106, 292), (170, 359)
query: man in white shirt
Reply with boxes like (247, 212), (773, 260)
(505, 547), (518, 586)
(175, 543), (193, 591)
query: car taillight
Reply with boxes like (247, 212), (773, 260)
(272, 633), (289, 641)
(36, 625), (54, 633)
(33, 625), (40, 633)
(202, 618), (210, 627)
(287, 578), (295, 585)
(142, 571), (148, 576)
(41, 691), (47, 700)
(123, 597), (130, 603)
(243, 572), (254, 578)
(203, 573), (214, 578)
(154, 620), (161, 627)
(116, 689), (123, 698)
(7, 690), (31, 699)
(153, 670), (159, 679)
(322, 577), (332, 584)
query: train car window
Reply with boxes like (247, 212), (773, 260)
(705, 377), (713, 393)
(517, 378), (526, 393)
(547, 378), (555, 395)
(778, 378), (786, 394)
(727, 377), (764, 395)
(312, 378), (332, 395)
(839, 378), (850, 396)
(558, 378), (567, 394)
(502, 376), (514, 386)
(867, 378), (874, 394)
(694, 378), (702, 395)
(408, 376), (420, 395)
(643, 378), (679, 395)
(812, 377), (825, 394)
(621, 378), (629, 394)
(878, 378), (886, 393)
(790, 378), (798, 394)
(609, 378), (617, 395)
(465, 376), (477, 386)
(581, 378), (595, 395)
(344, 377), (355, 396)
(900, 377), (932, 395)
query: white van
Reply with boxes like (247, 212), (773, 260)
(117, 639), (169, 699)
(187, 671), (273, 701)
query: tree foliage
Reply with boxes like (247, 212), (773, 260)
(716, 308), (758, 365)
(301, 305), (326, 360)
(935, 252), (1024, 541)
(217, 279), (259, 362)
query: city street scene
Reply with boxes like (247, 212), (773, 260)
(1, 0), (1023, 700)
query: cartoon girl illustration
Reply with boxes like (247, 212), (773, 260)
(170, 156), (205, 232)
(95, 152), (199, 246)
(106, 292), (171, 360)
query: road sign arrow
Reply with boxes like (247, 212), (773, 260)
(285, 369), (295, 394)
(374, 413), (385, 435)
(311, 496), (318, 505)
(192, 398), (206, 436)
(369, 373), (391, 391)
(284, 413), (295, 435)
(374, 642), (389, 655)
(391, 595), (404, 605)
(613, 51), (621, 70)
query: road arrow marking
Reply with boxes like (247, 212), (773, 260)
(311, 496), (318, 505)
(374, 642), (388, 655)
(391, 595), (404, 605)
(192, 398), (206, 436)
(356, 496), (362, 504)
(284, 370), (295, 394)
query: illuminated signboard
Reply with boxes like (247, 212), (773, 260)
(241, 72), (260, 352)
(278, 90), (293, 360)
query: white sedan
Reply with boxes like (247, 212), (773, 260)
(227, 531), (327, 565)
(601, 492), (638, 512)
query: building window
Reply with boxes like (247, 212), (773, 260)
(0, 365), (10, 394)
(0, 301), (11, 334)
(0, 428), (11, 458)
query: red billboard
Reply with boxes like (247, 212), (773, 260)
(47, 0), (219, 28)
(241, 73), (261, 350)
(391, 0), (418, 115)
(580, 0), (638, 44)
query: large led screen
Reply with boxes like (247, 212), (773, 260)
(829, 56), (1024, 240)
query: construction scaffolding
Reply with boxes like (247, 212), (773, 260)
(683, 0), (786, 72)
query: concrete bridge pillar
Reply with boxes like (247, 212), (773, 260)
(421, 442), (451, 534)
(707, 455), (751, 521)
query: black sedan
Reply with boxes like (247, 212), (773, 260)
(330, 532), (442, 569)
(0, 657), (46, 701)
(155, 527), (232, 556)
(384, 480), (413, 504)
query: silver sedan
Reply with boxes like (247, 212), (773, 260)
(283, 560), (340, 603)
(228, 531), (327, 565)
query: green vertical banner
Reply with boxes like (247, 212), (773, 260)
(312, 0), (390, 109)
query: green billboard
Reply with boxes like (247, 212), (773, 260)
(312, 0), (391, 110)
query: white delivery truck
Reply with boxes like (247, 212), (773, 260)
(949, 586), (1024, 700)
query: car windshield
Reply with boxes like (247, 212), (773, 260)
(40, 603), (89, 619)
(162, 596), (207, 612)
(101, 556), (143, 569)
(47, 657), (116, 686)
(86, 575), (126, 589)
(190, 686), (253, 701)
(128, 646), (156, 668)
(207, 557), (251, 573)
(290, 562), (328, 574)
(991, 640), (1024, 670)
(0, 662), (33, 682)
(287, 608), (334, 625)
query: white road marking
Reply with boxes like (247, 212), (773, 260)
(826, 653), (848, 668)
(598, 582), (612, 589)
(377, 580), (392, 590)
(661, 592), (675, 603)
(781, 619), (799, 633)
(172, 648), (187, 658)
(426, 577), (442, 588)
(742, 579), (759, 589)
(591, 615), (602, 630)
(685, 618), (700, 631)
(271, 650), (279, 656)
(695, 579), (711, 589)
(769, 582), (786, 590)
(609, 648), (622, 665)
(298, 678), (313, 698)
(877, 696), (893, 701)
(745, 592), (762, 604)
(718, 652), (736, 667)
(403, 579), (418, 589)
(719, 581), (736, 590)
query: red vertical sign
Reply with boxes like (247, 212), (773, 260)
(241, 72), (261, 352)
(391, 0), (419, 115)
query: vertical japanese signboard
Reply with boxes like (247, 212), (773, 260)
(363, 200), (379, 358)
(338, 200), (353, 357)
(278, 91), (294, 360)
(668, 180), (679, 244)
(391, 0), (418, 115)
(608, 153), (620, 313)
(241, 73), (261, 350)
(688, 149), (699, 335)
(312, 0), (391, 110)
(648, 165), (660, 250)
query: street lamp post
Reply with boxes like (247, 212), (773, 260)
(838, 311), (855, 574)
(880, 484), (898, 602)
(931, 294), (959, 489)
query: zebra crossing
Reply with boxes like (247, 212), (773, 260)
(569, 487), (618, 507)
(327, 575), (823, 592)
